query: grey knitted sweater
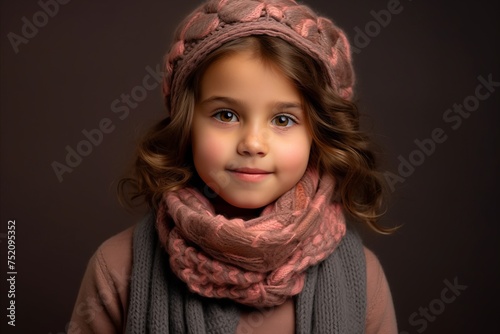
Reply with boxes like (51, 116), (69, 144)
(125, 214), (366, 333)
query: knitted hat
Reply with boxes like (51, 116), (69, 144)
(162, 0), (355, 116)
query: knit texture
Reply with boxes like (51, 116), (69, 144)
(162, 0), (355, 116)
(125, 214), (366, 333)
(156, 168), (345, 307)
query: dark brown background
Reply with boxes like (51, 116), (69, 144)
(1, 0), (499, 333)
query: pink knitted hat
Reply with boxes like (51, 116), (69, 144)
(162, 0), (355, 116)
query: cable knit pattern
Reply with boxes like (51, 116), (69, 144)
(156, 168), (346, 307)
(162, 0), (355, 116)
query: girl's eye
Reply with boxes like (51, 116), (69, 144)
(272, 115), (297, 127)
(213, 110), (238, 122)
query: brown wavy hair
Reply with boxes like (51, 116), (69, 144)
(118, 36), (395, 234)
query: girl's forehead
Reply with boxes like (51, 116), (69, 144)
(197, 50), (302, 106)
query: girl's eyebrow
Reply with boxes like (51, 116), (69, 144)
(274, 102), (303, 111)
(198, 96), (241, 106)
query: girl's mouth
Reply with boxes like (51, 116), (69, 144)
(227, 167), (272, 182)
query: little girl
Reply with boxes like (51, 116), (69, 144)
(70, 0), (398, 333)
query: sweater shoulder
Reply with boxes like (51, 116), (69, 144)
(97, 224), (135, 263)
(94, 224), (136, 289)
(68, 224), (136, 333)
(363, 246), (398, 333)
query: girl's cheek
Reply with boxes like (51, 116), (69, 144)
(276, 138), (311, 167)
(193, 131), (229, 163)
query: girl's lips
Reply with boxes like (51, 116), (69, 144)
(227, 168), (272, 182)
(231, 167), (270, 174)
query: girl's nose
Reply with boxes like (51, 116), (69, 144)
(237, 126), (269, 157)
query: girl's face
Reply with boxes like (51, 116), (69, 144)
(191, 50), (312, 210)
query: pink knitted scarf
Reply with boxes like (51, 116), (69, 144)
(155, 169), (346, 307)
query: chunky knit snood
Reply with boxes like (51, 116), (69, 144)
(125, 214), (366, 333)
